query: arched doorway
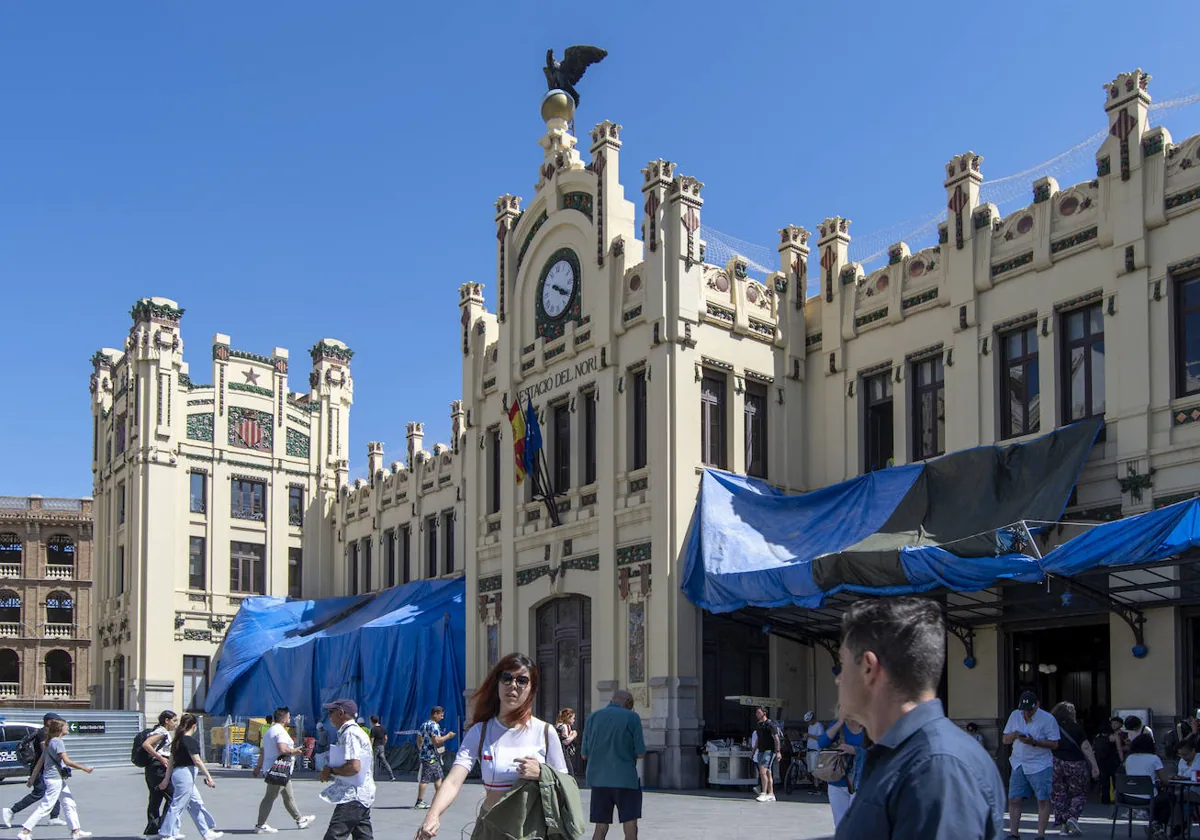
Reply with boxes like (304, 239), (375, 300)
(0, 649), (19, 696)
(0, 590), (21, 635)
(47, 536), (74, 577)
(46, 591), (74, 635)
(0, 534), (20, 574)
(44, 650), (72, 697)
(535, 595), (592, 728)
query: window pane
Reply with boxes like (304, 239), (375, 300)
(1089, 305), (1104, 336)
(1185, 310), (1200, 395)
(1068, 346), (1087, 421)
(1027, 358), (1040, 431)
(189, 536), (205, 590)
(190, 474), (206, 514)
(1066, 311), (1085, 342)
(1091, 339), (1106, 416)
(1185, 278), (1200, 309)
(1007, 364), (1025, 436)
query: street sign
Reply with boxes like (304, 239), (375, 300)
(723, 695), (787, 708)
(68, 721), (105, 735)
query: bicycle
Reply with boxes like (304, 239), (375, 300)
(783, 741), (825, 796)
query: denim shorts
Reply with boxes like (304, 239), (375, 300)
(1009, 765), (1053, 801)
(755, 751), (775, 770)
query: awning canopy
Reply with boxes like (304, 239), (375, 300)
(681, 420), (1101, 614)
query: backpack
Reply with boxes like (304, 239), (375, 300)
(16, 730), (40, 768)
(131, 727), (157, 767)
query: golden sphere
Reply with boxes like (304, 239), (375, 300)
(541, 90), (575, 124)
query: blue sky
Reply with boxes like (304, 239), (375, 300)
(3, 2), (1197, 497)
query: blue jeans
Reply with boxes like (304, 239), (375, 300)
(160, 767), (217, 838)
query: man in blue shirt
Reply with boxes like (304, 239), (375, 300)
(833, 597), (1005, 840)
(581, 689), (646, 840)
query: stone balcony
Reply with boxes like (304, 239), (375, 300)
(0, 683), (18, 698)
(43, 683), (71, 699)
(0, 623), (22, 638)
(46, 565), (74, 580)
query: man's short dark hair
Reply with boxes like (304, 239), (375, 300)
(431, 705), (444, 717)
(841, 597), (946, 701)
(1125, 715), (1143, 731)
(273, 707), (290, 723)
(370, 716), (380, 724)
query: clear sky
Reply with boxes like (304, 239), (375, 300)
(2, 2), (1197, 497)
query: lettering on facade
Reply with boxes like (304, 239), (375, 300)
(517, 354), (598, 403)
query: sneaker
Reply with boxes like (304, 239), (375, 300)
(296, 817), (315, 830)
(754, 793), (769, 802)
(203, 832), (224, 840)
(49, 819), (68, 827)
(766, 794), (776, 802)
(16, 831), (31, 840)
(414, 802), (430, 810)
(2, 808), (12, 829)
(256, 827), (279, 835)
(71, 832), (92, 840)
(1066, 819), (1082, 836)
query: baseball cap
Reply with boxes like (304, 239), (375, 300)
(323, 698), (358, 717)
(1018, 691), (1038, 711)
(42, 713), (65, 723)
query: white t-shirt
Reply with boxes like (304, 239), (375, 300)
(1125, 752), (1164, 796)
(454, 717), (568, 793)
(261, 722), (295, 772)
(806, 722), (825, 751)
(150, 725), (172, 757)
(1004, 709), (1061, 774)
(1177, 755), (1200, 778)
(321, 722), (375, 807)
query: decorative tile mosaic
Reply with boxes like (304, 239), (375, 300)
(991, 252), (1034, 278)
(1052, 289), (1103, 313)
(1166, 187), (1200, 211)
(228, 406), (273, 451)
(805, 332), (823, 348)
(1174, 407), (1200, 427)
(705, 303), (734, 324)
(479, 574), (503, 593)
(516, 565), (551, 586)
(616, 542), (651, 567)
(286, 427), (310, 458)
(1155, 491), (1200, 509)
(561, 191), (594, 221)
(901, 288), (939, 310)
(1050, 226), (1099, 255)
(628, 601), (646, 684)
(229, 382), (273, 398)
(855, 307), (888, 328)
(581, 492), (597, 507)
(487, 624), (499, 670)
(187, 413), (214, 442)
(629, 477), (648, 494)
(1097, 157), (1112, 178)
(516, 211), (549, 271)
(563, 553), (599, 572)
(623, 305), (643, 323)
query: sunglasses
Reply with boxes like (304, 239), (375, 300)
(500, 672), (531, 688)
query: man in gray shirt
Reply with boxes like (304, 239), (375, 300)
(833, 597), (1005, 840)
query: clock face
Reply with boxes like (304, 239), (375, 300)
(541, 258), (576, 319)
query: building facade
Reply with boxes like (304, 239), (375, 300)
(88, 298), (353, 714)
(0, 496), (93, 709)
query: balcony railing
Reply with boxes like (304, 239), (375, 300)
(46, 565), (74, 580)
(0, 564), (21, 579)
(0, 683), (18, 698)
(0, 623), (23, 638)
(43, 683), (71, 699)
(43, 624), (76, 639)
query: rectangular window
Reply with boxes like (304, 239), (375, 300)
(231, 479), (266, 521)
(1062, 303), (1106, 422)
(362, 538), (373, 592)
(912, 356), (946, 461)
(443, 512), (455, 575)
(1178, 276), (1200, 397)
(400, 525), (411, 584)
(489, 428), (502, 515)
(116, 546), (125, 594)
(700, 373), (727, 468)
(288, 547), (302, 599)
(384, 530), (396, 589)
(583, 390), (597, 486)
(348, 541), (359, 595)
(188, 536), (206, 590)
(117, 482), (126, 525)
(288, 486), (304, 527)
(182, 655), (210, 713)
(189, 472), (206, 515)
(863, 372), (894, 472)
(631, 369), (648, 470)
(426, 516), (438, 578)
(116, 655), (125, 710)
(1000, 324), (1041, 439)
(230, 541), (265, 595)
(552, 402), (571, 494)
(115, 413), (127, 456)
(744, 382), (769, 479)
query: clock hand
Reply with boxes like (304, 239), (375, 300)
(552, 284), (568, 295)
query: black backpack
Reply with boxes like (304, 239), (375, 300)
(16, 730), (40, 768)
(131, 727), (157, 767)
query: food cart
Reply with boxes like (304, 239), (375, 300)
(704, 696), (787, 787)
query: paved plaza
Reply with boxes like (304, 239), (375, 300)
(0, 766), (1158, 840)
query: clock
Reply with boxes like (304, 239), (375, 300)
(541, 256), (577, 320)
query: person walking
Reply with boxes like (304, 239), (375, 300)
(253, 707), (315, 834)
(141, 710), (179, 838)
(414, 707), (455, 810)
(315, 723), (331, 772)
(581, 689), (645, 840)
(415, 653), (571, 839)
(1048, 702), (1096, 837)
(832, 597), (1005, 839)
(1003, 691), (1061, 840)
(750, 706), (781, 803)
(2, 713), (66, 829)
(368, 717), (395, 783)
(318, 699), (375, 840)
(817, 712), (868, 825)
(1094, 715), (1127, 805)
(17, 716), (93, 840)
(158, 713), (222, 840)
(804, 712), (825, 786)
(556, 709), (579, 777)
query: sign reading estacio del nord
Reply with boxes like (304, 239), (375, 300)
(517, 353), (599, 403)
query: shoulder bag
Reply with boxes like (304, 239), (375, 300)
(264, 735), (295, 786)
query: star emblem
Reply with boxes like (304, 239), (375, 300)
(243, 368), (260, 385)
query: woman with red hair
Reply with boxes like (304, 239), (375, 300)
(416, 653), (568, 838)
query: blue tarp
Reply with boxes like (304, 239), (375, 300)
(682, 422), (1100, 613)
(205, 578), (466, 742)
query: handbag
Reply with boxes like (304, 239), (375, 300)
(812, 750), (848, 784)
(264, 755), (293, 786)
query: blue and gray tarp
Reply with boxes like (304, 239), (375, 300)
(682, 420), (1103, 613)
(205, 577), (465, 743)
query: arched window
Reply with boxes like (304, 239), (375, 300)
(47, 536), (74, 578)
(0, 649), (18, 694)
(45, 591), (73, 631)
(0, 534), (21, 574)
(43, 650), (72, 695)
(0, 590), (21, 630)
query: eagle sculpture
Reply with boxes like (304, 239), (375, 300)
(544, 46), (608, 107)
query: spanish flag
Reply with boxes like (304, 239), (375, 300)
(508, 399), (526, 484)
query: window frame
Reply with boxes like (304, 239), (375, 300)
(182, 655), (210, 713)
(230, 479), (266, 522)
(117, 482), (126, 526)
(1176, 275), (1200, 398)
(862, 370), (895, 473)
(552, 401), (571, 495)
(631, 368), (648, 470)
(443, 511), (455, 575)
(744, 381), (769, 479)
(287, 546), (302, 599)
(188, 535), (206, 591)
(700, 372), (728, 469)
(1060, 302), (1106, 425)
(488, 428), (502, 515)
(999, 324), (1041, 440)
(400, 525), (412, 584)
(362, 538), (373, 592)
(384, 529), (396, 589)
(425, 516), (438, 578)
(911, 355), (946, 461)
(582, 389), (597, 486)
(229, 541), (265, 595)
(288, 486), (304, 527)
(189, 472), (207, 515)
(348, 541), (359, 595)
